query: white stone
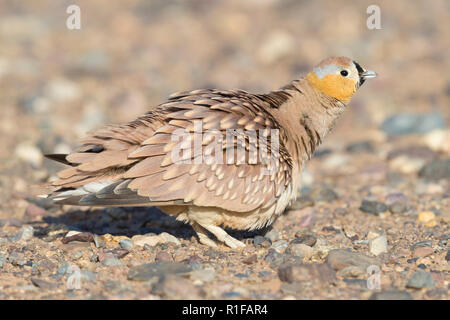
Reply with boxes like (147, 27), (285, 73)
(158, 232), (181, 245)
(423, 129), (450, 155)
(132, 232), (180, 247)
(65, 230), (82, 237)
(389, 155), (425, 174)
(369, 235), (388, 256)
(14, 143), (43, 167)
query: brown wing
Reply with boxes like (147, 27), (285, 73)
(48, 89), (293, 213)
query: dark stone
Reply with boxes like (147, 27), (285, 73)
(253, 236), (272, 248)
(155, 252), (173, 262)
(419, 159), (450, 181)
(128, 262), (192, 281)
(222, 291), (242, 298)
(406, 270), (436, 289)
(278, 263), (336, 284)
(343, 278), (368, 288)
(109, 248), (130, 259)
(346, 141), (374, 153)
(242, 254), (257, 265)
(445, 250), (449, 262)
(61, 232), (94, 244)
(37, 259), (57, 273)
(264, 249), (302, 269)
(291, 234), (317, 247)
(184, 254), (203, 265)
(93, 235), (106, 248)
(387, 146), (436, 162)
(411, 240), (433, 250)
(388, 202), (408, 214)
(326, 249), (381, 271)
(313, 149), (332, 158)
(359, 200), (387, 215)
(310, 187), (339, 202)
(7, 252), (27, 266)
(386, 192), (409, 214)
(369, 290), (413, 300)
(234, 273), (248, 278)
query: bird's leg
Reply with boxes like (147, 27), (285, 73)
(198, 224), (246, 249)
(191, 222), (218, 247)
(187, 206), (245, 248)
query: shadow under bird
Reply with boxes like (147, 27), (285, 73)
(44, 56), (377, 248)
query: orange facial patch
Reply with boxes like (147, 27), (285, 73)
(306, 72), (356, 102)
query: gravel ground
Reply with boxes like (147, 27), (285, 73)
(0, 1), (448, 300)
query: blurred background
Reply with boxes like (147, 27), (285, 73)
(0, 0), (449, 218)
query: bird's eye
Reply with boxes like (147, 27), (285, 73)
(340, 70), (348, 77)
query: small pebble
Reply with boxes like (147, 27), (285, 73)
(8, 252), (27, 266)
(119, 239), (134, 250)
(222, 291), (242, 298)
(413, 247), (434, 258)
(287, 243), (313, 260)
(412, 240), (433, 249)
(359, 200), (387, 215)
(253, 236), (271, 248)
(406, 270), (435, 289)
(418, 159), (450, 181)
(369, 235), (388, 256)
(62, 232), (94, 244)
(417, 211), (437, 227)
(155, 252), (173, 262)
(346, 141), (374, 153)
(132, 232), (180, 247)
(264, 229), (280, 242)
(16, 226), (34, 241)
(278, 263), (336, 284)
(271, 240), (288, 253)
(386, 193), (408, 214)
(93, 235), (106, 248)
(242, 254), (257, 265)
(0, 254), (6, 268)
(310, 186), (338, 202)
(326, 249), (381, 271)
(72, 251), (83, 260)
(110, 248), (129, 259)
(292, 233), (317, 247)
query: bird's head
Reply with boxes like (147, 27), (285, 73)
(306, 56), (377, 102)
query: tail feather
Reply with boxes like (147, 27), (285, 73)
(44, 154), (74, 166)
(46, 179), (189, 207)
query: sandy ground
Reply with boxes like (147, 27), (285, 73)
(0, 0), (448, 299)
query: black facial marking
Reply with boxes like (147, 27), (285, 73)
(353, 61), (365, 86)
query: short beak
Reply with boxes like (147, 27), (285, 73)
(361, 70), (377, 80)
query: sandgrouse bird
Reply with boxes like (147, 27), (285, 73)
(45, 57), (376, 248)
